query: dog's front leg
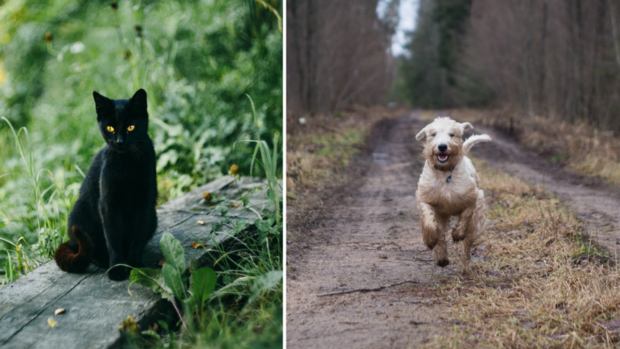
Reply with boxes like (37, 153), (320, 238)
(418, 201), (449, 266)
(452, 206), (475, 242)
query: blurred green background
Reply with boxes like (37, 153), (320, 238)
(0, 0), (282, 274)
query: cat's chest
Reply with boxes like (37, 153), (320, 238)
(99, 158), (150, 195)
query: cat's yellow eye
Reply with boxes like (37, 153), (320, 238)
(106, 126), (115, 133)
(127, 125), (135, 131)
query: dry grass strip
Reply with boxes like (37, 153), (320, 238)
(428, 159), (620, 348)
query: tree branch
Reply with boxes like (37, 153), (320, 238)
(317, 280), (418, 297)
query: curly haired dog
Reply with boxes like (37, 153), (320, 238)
(415, 117), (491, 267)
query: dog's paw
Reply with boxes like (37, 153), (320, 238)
(437, 259), (450, 267)
(451, 228), (466, 242)
(423, 235), (438, 250)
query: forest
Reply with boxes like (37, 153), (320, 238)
(288, 0), (620, 133)
(286, 0), (397, 114)
(399, 0), (620, 131)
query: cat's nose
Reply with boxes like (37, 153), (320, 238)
(116, 136), (124, 144)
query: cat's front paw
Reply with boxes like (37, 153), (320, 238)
(108, 265), (129, 281)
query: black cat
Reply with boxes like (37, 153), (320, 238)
(55, 89), (157, 281)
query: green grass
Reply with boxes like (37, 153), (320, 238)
(311, 128), (364, 165)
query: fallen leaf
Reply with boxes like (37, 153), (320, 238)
(158, 259), (166, 266)
(191, 242), (208, 249)
(197, 220), (205, 225)
(119, 315), (139, 332)
(203, 192), (212, 202)
(148, 323), (159, 332)
(232, 203), (239, 208)
(54, 308), (65, 315)
(230, 164), (239, 175)
(48, 318), (57, 328)
(545, 237), (556, 247)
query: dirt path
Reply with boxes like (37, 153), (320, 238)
(287, 113), (463, 348)
(286, 111), (620, 348)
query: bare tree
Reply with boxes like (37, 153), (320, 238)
(287, 0), (396, 114)
(457, 0), (620, 130)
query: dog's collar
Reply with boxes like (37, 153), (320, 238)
(433, 164), (455, 172)
(433, 164), (455, 183)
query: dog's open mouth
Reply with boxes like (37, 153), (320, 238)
(437, 154), (449, 163)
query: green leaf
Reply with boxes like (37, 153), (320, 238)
(189, 267), (217, 309)
(157, 321), (169, 332)
(162, 263), (186, 301)
(128, 268), (173, 302)
(215, 204), (229, 216)
(141, 329), (163, 347)
(159, 233), (188, 300)
(159, 233), (187, 280)
(249, 270), (282, 303)
(189, 257), (198, 274)
(233, 220), (248, 234)
(241, 195), (249, 207)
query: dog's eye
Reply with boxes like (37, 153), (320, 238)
(449, 133), (454, 137)
(431, 133), (437, 137)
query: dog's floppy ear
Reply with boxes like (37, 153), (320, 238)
(461, 122), (473, 132)
(415, 127), (427, 141)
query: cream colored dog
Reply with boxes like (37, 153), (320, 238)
(415, 117), (491, 267)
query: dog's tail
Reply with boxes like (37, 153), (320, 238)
(463, 134), (492, 154)
(54, 226), (94, 273)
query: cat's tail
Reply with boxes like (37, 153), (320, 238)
(54, 226), (94, 273)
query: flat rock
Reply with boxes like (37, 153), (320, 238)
(0, 176), (271, 349)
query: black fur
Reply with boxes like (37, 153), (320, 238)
(63, 89), (157, 281)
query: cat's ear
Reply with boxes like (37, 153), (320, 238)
(130, 89), (147, 108)
(93, 91), (112, 111)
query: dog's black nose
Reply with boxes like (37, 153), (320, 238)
(438, 144), (447, 152)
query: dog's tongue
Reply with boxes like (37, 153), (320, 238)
(438, 154), (448, 161)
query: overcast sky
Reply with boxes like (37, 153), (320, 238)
(377, 0), (420, 56)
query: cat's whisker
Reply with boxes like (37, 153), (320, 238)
(136, 146), (148, 161)
(131, 147), (145, 165)
(130, 148), (140, 164)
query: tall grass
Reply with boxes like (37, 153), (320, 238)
(0, 117), (72, 283)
